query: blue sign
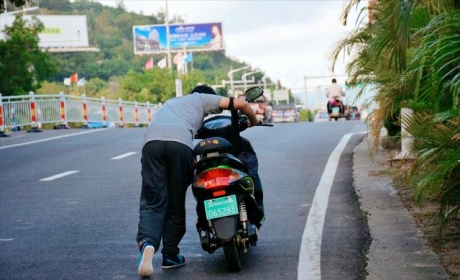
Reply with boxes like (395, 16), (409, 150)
(133, 22), (223, 54)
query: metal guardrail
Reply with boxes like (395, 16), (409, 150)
(0, 92), (161, 135)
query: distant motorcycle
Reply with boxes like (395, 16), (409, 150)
(328, 96), (342, 121)
(192, 86), (272, 272)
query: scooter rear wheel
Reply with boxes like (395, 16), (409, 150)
(223, 237), (242, 272)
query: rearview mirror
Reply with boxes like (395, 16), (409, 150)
(244, 87), (264, 102)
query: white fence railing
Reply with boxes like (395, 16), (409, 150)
(0, 92), (161, 135)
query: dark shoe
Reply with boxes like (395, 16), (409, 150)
(162, 254), (185, 269)
(138, 241), (155, 277)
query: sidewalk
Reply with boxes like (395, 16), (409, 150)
(353, 135), (449, 280)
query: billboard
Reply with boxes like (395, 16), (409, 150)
(133, 22), (223, 55)
(0, 15), (89, 48)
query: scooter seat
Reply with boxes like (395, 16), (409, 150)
(194, 137), (232, 155)
(195, 153), (249, 174)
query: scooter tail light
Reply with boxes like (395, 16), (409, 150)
(213, 190), (227, 197)
(194, 167), (244, 190)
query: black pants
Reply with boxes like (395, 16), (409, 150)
(136, 140), (193, 257)
(238, 137), (264, 210)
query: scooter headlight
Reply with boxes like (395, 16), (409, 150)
(194, 167), (245, 190)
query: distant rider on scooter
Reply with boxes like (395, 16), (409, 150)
(326, 78), (346, 115)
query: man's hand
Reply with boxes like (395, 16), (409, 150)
(248, 119), (262, 127)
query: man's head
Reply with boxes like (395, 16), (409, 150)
(190, 84), (217, 95)
(332, 78), (337, 83)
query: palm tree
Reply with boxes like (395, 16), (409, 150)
(331, 0), (422, 150)
(332, 0), (460, 227)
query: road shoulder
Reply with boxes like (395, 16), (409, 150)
(353, 135), (449, 280)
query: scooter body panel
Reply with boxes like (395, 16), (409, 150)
(211, 215), (238, 242)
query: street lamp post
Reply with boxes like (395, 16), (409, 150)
(228, 66), (250, 96)
(242, 70), (259, 91)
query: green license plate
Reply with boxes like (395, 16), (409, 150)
(332, 107), (340, 113)
(204, 195), (238, 220)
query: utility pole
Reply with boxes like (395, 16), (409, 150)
(165, 0), (172, 73)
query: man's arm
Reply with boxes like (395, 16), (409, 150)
(219, 97), (259, 126)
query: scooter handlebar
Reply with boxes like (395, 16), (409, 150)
(238, 116), (274, 131)
(256, 122), (274, 127)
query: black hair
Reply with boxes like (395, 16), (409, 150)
(190, 84), (217, 95)
(332, 78), (337, 83)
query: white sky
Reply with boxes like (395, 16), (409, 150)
(99, 0), (365, 106)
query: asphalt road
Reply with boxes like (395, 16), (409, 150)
(0, 120), (369, 280)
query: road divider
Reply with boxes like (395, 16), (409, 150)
(0, 92), (162, 133)
(0, 95), (7, 137)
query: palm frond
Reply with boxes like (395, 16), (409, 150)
(401, 109), (460, 229)
(337, 0), (460, 229)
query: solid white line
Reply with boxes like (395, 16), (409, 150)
(111, 152), (137, 160)
(0, 129), (107, 150)
(297, 133), (354, 280)
(39, 170), (80, 182)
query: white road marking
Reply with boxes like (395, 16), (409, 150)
(298, 133), (354, 280)
(39, 171), (80, 182)
(0, 238), (13, 242)
(111, 152), (137, 160)
(0, 129), (106, 150)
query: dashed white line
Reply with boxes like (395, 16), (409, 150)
(111, 152), (137, 160)
(39, 171), (80, 182)
(0, 238), (14, 242)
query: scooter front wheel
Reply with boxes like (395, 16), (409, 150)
(223, 237), (242, 272)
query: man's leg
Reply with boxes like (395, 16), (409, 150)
(161, 142), (193, 259)
(327, 101), (332, 114)
(136, 141), (169, 253)
(253, 174), (264, 211)
(253, 173), (265, 229)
